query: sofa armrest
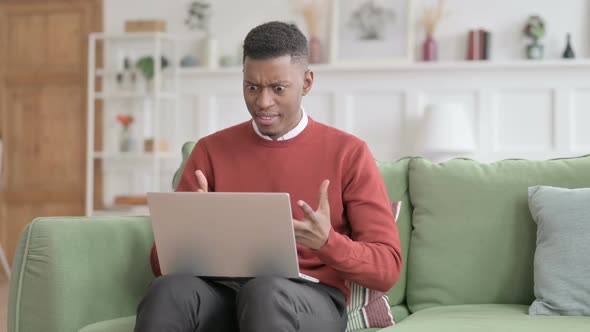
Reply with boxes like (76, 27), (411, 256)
(8, 216), (154, 332)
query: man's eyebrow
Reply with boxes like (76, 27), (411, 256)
(243, 80), (290, 85)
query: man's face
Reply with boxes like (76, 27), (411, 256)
(243, 55), (313, 140)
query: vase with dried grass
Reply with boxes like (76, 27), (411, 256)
(421, 0), (446, 61)
(302, 1), (322, 64)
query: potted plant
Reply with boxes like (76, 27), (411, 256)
(116, 114), (134, 152)
(524, 15), (545, 59)
(185, 0), (217, 68)
(135, 56), (170, 92)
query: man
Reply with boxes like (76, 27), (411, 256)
(135, 21), (402, 332)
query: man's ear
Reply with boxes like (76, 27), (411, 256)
(302, 70), (314, 96)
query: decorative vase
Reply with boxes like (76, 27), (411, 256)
(562, 33), (575, 59)
(144, 79), (155, 94)
(180, 54), (199, 67)
(119, 126), (133, 152)
(422, 34), (438, 61)
(200, 35), (219, 69)
(309, 36), (322, 64)
(526, 40), (544, 59)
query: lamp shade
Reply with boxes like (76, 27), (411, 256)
(419, 103), (476, 154)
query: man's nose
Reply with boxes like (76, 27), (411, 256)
(255, 88), (274, 109)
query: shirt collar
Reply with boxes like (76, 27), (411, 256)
(252, 107), (308, 141)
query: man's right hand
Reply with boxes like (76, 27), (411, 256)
(195, 170), (208, 192)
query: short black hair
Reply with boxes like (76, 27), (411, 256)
(242, 21), (308, 64)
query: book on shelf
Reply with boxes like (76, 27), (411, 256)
(467, 29), (491, 61)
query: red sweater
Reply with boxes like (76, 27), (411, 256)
(150, 117), (402, 302)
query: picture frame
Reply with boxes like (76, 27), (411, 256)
(330, 0), (414, 65)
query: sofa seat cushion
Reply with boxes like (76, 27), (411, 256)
(77, 315), (384, 332)
(381, 304), (590, 332)
(78, 315), (135, 332)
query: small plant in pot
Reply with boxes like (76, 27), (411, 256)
(524, 15), (545, 59)
(116, 114), (134, 152)
(135, 56), (170, 92)
(185, 0), (218, 68)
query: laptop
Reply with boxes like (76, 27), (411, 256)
(147, 192), (319, 283)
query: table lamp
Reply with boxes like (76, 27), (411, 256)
(418, 103), (476, 162)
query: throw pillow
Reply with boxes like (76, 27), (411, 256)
(528, 186), (590, 316)
(346, 201), (401, 331)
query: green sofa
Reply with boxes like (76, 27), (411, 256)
(8, 144), (590, 331)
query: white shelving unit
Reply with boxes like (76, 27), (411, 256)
(86, 33), (182, 216)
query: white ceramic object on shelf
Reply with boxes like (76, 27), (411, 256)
(201, 35), (218, 69)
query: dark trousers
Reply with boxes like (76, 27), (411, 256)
(134, 274), (348, 332)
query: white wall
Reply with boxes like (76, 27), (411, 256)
(176, 62), (590, 163)
(104, 0), (590, 62)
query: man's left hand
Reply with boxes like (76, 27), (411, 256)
(293, 179), (332, 250)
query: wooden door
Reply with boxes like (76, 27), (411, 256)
(0, 0), (102, 264)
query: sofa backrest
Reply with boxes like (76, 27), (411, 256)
(376, 159), (412, 307)
(405, 155), (590, 313)
(172, 142), (197, 190)
(172, 143), (413, 307)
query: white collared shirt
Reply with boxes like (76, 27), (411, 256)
(252, 107), (308, 141)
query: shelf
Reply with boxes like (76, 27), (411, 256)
(179, 59), (590, 76)
(311, 59), (590, 72)
(87, 32), (182, 217)
(94, 92), (177, 100)
(93, 151), (177, 160)
(92, 205), (150, 217)
(90, 32), (178, 41)
(180, 66), (243, 75)
(95, 68), (176, 77)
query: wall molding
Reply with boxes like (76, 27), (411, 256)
(175, 60), (590, 163)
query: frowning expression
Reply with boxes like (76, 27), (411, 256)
(243, 55), (313, 140)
